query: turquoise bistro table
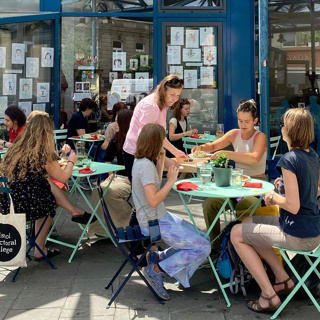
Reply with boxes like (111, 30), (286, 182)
(173, 177), (274, 307)
(182, 134), (217, 145)
(46, 162), (124, 263)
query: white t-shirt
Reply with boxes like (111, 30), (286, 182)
(169, 117), (187, 132)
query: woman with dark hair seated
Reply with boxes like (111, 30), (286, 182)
(0, 105), (26, 147)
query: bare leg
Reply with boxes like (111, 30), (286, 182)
(231, 224), (281, 309)
(33, 216), (52, 258)
(49, 180), (84, 217)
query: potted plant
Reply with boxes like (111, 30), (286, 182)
(211, 153), (232, 187)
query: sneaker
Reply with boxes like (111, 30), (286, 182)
(143, 263), (170, 300)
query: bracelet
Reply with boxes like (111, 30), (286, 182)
(67, 160), (75, 166)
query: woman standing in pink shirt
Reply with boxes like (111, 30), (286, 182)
(123, 74), (187, 182)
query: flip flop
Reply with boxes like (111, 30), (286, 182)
(71, 212), (97, 225)
(34, 248), (61, 261)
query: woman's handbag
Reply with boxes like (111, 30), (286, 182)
(0, 194), (27, 267)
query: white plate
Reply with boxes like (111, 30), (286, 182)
(242, 175), (250, 181)
(188, 153), (212, 160)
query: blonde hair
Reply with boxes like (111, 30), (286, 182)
(135, 123), (166, 162)
(155, 74), (184, 111)
(1, 115), (56, 182)
(27, 110), (49, 122)
(283, 108), (314, 149)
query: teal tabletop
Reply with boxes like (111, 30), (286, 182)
(182, 134), (217, 144)
(69, 137), (104, 142)
(71, 162), (124, 177)
(0, 148), (8, 155)
(173, 177), (274, 198)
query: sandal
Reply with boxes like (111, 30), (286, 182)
(273, 277), (295, 297)
(34, 248), (61, 261)
(247, 293), (281, 313)
(71, 212), (97, 225)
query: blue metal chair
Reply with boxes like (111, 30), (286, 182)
(97, 182), (164, 307)
(270, 245), (320, 319)
(0, 176), (57, 282)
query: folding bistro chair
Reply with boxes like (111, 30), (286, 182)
(0, 176), (56, 282)
(97, 183), (164, 308)
(53, 129), (68, 153)
(270, 245), (320, 319)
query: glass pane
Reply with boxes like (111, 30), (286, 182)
(268, 1), (320, 155)
(165, 25), (219, 134)
(0, 20), (55, 129)
(61, 16), (153, 129)
(62, 0), (154, 13)
(0, 0), (39, 12)
(162, 0), (223, 10)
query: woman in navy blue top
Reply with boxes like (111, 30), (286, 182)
(231, 108), (320, 313)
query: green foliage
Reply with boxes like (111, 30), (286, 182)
(126, 51), (153, 76)
(211, 153), (230, 168)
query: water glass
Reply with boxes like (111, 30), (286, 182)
(0, 141), (4, 151)
(204, 131), (210, 137)
(85, 158), (92, 168)
(231, 168), (243, 188)
(196, 162), (207, 178)
(200, 168), (212, 186)
(216, 123), (224, 138)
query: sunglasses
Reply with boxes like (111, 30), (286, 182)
(280, 121), (285, 128)
(165, 78), (184, 86)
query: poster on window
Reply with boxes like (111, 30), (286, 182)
(140, 55), (149, 67)
(41, 47), (54, 67)
(12, 43), (25, 64)
(129, 59), (138, 70)
(185, 29), (199, 48)
(18, 101), (32, 117)
(203, 46), (217, 65)
(19, 78), (33, 99)
(135, 72), (149, 92)
(26, 58), (39, 78)
(170, 27), (184, 46)
(169, 66), (183, 79)
(3, 74), (17, 95)
(0, 96), (8, 117)
(184, 70), (198, 89)
(112, 52), (126, 71)
(33, 103), (46, 111)
(200, 27), (214, 46)
(37, 83), (49, 103)
(182, 48), (201, 62)
(0, 47), (6, 68)
(109, 72), (118, 83)
(167, 46), (181, 65)
(123, 73), (132, 79)
(200, 67), (214, 86)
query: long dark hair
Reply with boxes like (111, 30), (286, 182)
(5, 106), (26, 128)
(172, 98), (190, 121)
(116, 109), (133, 150)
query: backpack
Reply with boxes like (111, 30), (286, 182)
(216, 221), (253, 297)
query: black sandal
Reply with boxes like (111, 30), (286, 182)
(34, 248), (61, 261)
(71, 212), (97, 225)
(247, 293), (281, 313)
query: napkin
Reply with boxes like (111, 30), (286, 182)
(88, 133), (98, 140)
(243, 181), (263, 188)
(191, 134), (200, 139)
(72, 136), (80, 139)
(176, 182), (199, 191)
(79, 168), (95, 174)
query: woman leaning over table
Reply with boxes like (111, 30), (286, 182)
(123, 74), (188, 183)
(191, 99), (267, 255)
(0, 115), (85, 260)
(230, 108), (320, 313)
(0, 105), (26, 147)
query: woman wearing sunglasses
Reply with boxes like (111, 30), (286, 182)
(123, 74), (188, 182)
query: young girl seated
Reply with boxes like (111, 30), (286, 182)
(132, 123), (210, 300)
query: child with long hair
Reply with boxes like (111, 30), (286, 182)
(132, 123), (210, 300)
(231, 108), (320, 313)
(0, 115), (83, 260)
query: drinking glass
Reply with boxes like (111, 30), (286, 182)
(231, 168), (243, 188)
(196, 162), (207, 178)
(216, 123), (224, 138)
(204, 131), (210, 137)
(0, 141), (4, 151)
(85, 158), (92, 168)
(200, 168), (212, 186)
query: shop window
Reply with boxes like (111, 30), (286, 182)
(113, 41), (123, 52)
(136, 42), (145, 52)
(160, 0), (225, 12)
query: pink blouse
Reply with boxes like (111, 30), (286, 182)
(123, 92), (167, 155)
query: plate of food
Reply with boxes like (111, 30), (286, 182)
(242, 175), (250, 181)
(189, 151), (213, 159)
(82, 133), (92, 139)
(97, 133), (104, 139)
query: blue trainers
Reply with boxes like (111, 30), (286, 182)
(143, 263), (170, 300)
(147, 251), (159, 265)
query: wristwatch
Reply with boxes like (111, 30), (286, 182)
(269, 191), (275, 201)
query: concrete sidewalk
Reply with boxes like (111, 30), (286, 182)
(1, 188), (319, 320)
